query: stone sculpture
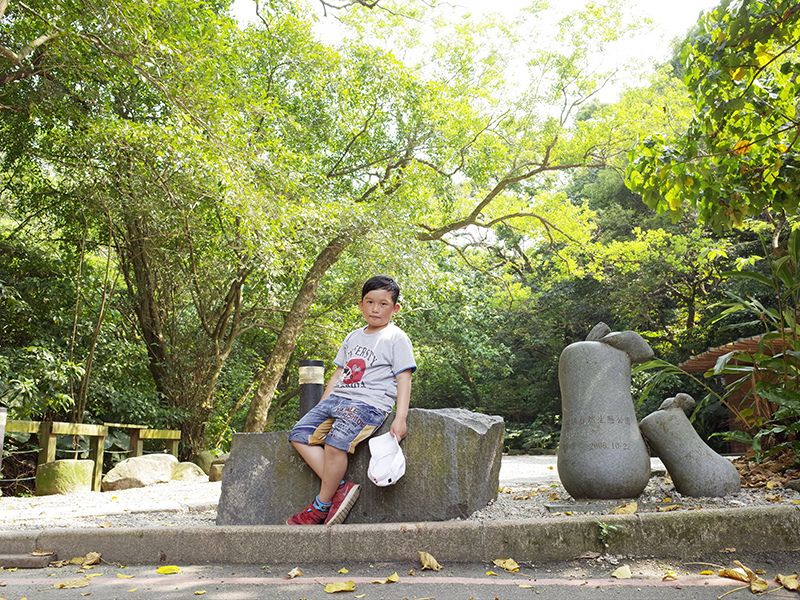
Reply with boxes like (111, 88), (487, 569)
(639, 393), (741, 497)
(557, 323), (653, 499)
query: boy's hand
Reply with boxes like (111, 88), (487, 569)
(390, 418), (407, 442)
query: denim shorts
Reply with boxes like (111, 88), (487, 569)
(288, 394), (388, 453)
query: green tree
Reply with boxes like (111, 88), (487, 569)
(626, 0), (800, 232)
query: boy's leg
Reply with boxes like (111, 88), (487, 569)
(287, 396), (386, 525)
(319, 444), (348, 503)
(291, 441), (325, 479)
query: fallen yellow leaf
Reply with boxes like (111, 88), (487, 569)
(194, 591), (206, 595)
(355, 595), (366, 599)
(418, 551), (442, 571)
(612, 502), (638, 515)
(156, 565), (181, 575)
(493, 558), (520, 572)
(611, 565), (632, 579)
(486, 570), (499, 576)
(699, 570), (715, 576)
(323, 580), (356, 593)
(719, 561), (769, 593)
(776, 573), (799, 590)
(338, 568), (349, 574)
(82, 552), (102, 568)
(662, 571), (678, 581)
(371, 572), (399, 584)
(127, 588), (137, 592)
(719, 567), (749, 583)
(43, 578), (91, 590)
(117, 573), (134, 579)
(519, 584), (536, 588)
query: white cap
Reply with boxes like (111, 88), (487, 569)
(367, 432), (406, 486)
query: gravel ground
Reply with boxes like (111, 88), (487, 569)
(1, 467), (799, 531)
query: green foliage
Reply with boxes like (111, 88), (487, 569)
(504, 417), (561, 453)
(709, 229), (800, 460)
(626, 1), (800, 231)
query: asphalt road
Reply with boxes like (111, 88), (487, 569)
(3, 553), (799, 600)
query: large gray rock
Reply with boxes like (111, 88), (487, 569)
(35, 459), (94, 495)
(217, 408), (504, 525)
(639, 394), (741, 497)
(101, 453), (179, 491)
(557, 325), (652, 499)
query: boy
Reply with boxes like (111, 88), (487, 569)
(286, 275), (416, 526)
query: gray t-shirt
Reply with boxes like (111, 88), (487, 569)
(332, 323), (417, 412)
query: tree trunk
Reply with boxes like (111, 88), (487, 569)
(243, 232), (356, 432)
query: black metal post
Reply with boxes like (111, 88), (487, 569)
(299, 359), (325, 417)
(0, 407), (6, 474)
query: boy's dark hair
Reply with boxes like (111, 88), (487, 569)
(362, 275), (400, 304)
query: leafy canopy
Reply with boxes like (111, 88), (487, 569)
(626, 0), (800, 231)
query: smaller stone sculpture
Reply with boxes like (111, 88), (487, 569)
(639, 393), (741, 497)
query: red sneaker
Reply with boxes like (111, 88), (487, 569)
(287, 499), (328, 525)
(325, 481), (360, 526)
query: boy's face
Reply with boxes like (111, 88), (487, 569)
(359, 289), (400, 332)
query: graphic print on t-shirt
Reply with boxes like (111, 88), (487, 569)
(342, 358), (366, 384)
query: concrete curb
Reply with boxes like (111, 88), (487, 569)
(2, 505), (798, 565)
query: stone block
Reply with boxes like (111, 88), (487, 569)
(208, 463), (224, 482)
(171, 461), (207, 482)
(217, 408), (504, 525)
(38, 527), (182, 565)
(101, 453), (178, 491)
(0, 553), (56, 568)
(192, 450), (216, 475)
(35, 459), (93, 495)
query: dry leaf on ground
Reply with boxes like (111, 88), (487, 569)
(612, 502), (638, 515)
(776, 574), (799, 591)
(156, 565), (181, 575)
(323, 580), (355, 593)
(493, 559), (520, 572)
(718, 561), (769, 593)
(418, 551), (442, 571)
(611, 565), (632, 579)
(40, 578), (91, 590)
(370, 572), (399, 584)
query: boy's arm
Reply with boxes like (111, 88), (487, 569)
(390, 368), (413, 441)
(321, 366), (343, 400)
